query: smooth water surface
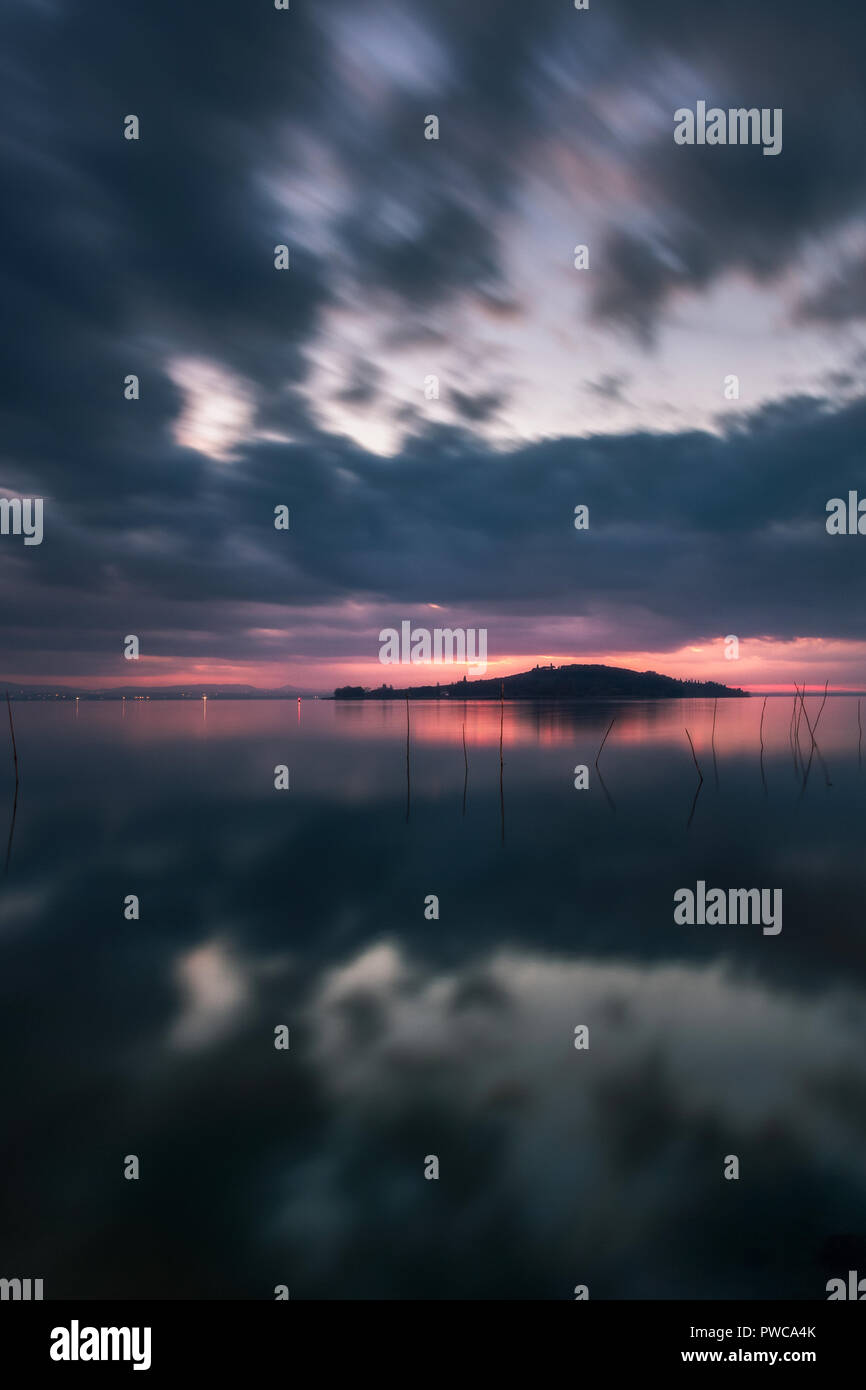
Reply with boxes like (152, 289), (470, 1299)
(1, 695), (865, 1298)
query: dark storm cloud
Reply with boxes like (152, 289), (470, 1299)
(592, 0), (866, 336)
(334, 359), (384, 408)
(3, 390), (866, 673)
(585, 373), (631, 405)
(2, 0), (864, 476)
(0, 0), (535, 508)
(2, 0), (866, 676)
(388, 0), (866, 339)
(268, 394), (866, 645)
(591, 228), (689, 346)
(799, 255), (866, 324)
(450, 388), (505, 423)
(343, 197), (504, 309)
(0, 0), (336, 497)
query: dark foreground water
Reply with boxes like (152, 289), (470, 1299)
(1, 695), (865, 1300)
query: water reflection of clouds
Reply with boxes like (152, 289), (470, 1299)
(167, 934), (293, 1051)
(268, 942), (866, 1294)
(4, 701), (866, 1297)
(169, 938), (252, 1050)
(307, 944), (866, 1167)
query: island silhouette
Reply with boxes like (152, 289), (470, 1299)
(334, 662), (749, 700)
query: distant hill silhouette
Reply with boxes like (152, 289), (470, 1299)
(334, 662), (748, 700)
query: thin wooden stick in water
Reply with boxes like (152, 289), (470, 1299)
(685, 728), (703, 782)
(595, 716), (616, 767)
(858, 698), (863, 771)
(499, 682), (504, 762)
(6, 692), (19, 786)
(3, 777), (17, 877)
(759, 695), (767, 750)
(791, 684), (806, 775)
(807, 679), (832, 787)
(794, 680), (807, 762)
(796, 683), (832, 790)
(462, 721), (468, 816)
(795, 681), (817, 761)
(796, 684), (815, 747)
(812, 679), (830, 737)
(685, 728), (704, 828)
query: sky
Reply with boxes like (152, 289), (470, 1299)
(2, 0), (865, 692)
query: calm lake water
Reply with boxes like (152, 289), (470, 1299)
(1, 695), (865, 1299)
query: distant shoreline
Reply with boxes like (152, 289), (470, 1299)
(8, 690), (866, 702)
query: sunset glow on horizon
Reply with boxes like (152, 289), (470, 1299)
(10, 636), (866, 694)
